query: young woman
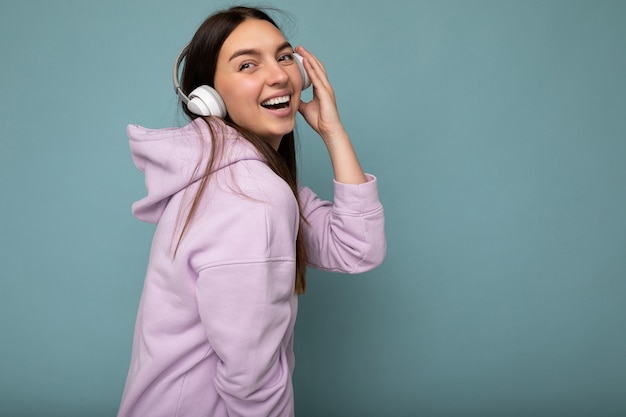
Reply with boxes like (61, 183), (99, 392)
(118, 6), (385, 417)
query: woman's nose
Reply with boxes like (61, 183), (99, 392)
(265, 61), (289, 86)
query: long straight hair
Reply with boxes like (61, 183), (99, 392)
(176, 6), (307, 294)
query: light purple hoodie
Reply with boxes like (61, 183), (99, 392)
(118, 118), (385, 417)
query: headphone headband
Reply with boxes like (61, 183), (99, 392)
(172, 43), (191, 105)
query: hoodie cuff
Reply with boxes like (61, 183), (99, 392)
(332, 174), (381, 214)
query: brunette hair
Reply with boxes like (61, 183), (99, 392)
(176, 6), (307, 294)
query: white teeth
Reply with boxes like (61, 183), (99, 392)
(261, 95), (290, 106)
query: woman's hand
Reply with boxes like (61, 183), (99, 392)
(295, 46), (367, 185)
(296, 46), (347, 145)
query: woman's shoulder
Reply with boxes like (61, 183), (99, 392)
(213, 158), (295, 208)
(183, 159), (299, 270)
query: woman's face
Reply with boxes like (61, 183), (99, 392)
(214, 18), (303, 149)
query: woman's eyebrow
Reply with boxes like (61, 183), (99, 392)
(228, 41), (293, 62)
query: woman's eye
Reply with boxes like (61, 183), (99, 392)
(238, 62), (254, 71)
(278, 53), (294, 63)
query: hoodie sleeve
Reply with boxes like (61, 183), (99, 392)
(300, 174), (386, 273)
(192, 161), (298, 417)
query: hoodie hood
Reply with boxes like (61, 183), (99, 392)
(128, 118), (263, 224)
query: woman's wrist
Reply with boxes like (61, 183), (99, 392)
(324, 132), (368, 184)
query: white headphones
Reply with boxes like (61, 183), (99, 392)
(173, 43), (311, 118)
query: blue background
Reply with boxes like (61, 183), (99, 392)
(1, 1), (625, 416)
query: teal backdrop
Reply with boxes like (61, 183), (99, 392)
(1, 0), (625, 416)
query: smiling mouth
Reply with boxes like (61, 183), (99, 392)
(261, 95), (291, 110)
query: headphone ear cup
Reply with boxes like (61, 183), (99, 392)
(293, 53), (311, 90)
(187, 85), (227, 117)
